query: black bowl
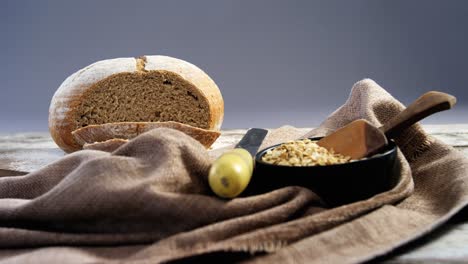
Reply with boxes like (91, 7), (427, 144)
(244, 137), (399, 207)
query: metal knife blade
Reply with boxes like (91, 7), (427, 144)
(235, 128), (268, 156)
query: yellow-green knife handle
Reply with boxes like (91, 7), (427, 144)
(208, 149), (253, 198)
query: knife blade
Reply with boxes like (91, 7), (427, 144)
(234, 128), (269, 156)
(209, 128), (268, 198)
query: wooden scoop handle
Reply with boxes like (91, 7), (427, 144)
(381, 91), (456, 139)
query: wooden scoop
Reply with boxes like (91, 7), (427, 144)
(317, 91), (457, 159)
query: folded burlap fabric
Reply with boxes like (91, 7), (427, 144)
(0, 79), (466, 263)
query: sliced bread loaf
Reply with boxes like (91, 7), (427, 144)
(49, 55), (224, 152)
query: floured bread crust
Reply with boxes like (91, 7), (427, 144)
(72, 121), (221, 149)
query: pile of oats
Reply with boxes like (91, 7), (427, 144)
(261, 139), (352, 166)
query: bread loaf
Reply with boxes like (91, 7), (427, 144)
(72, 121), (221, 149)
(49, 55), (224, 152)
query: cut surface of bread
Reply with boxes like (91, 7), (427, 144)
(75, 71), (210, 129)
(72, 121), (221, 149)
(49, 55), (224, 152)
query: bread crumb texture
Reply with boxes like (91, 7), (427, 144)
(75, 71), (210, 129)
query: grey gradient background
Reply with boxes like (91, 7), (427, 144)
(1, 0), (467, 132)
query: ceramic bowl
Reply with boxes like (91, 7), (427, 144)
(244, 137), (400, 207)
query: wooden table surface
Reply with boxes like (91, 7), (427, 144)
(1, 125), (467, 263)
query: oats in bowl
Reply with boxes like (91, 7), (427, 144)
(261, 139), (352, 166)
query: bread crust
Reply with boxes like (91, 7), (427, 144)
(83, 139), (128, 152)
(72, 121), (221, 149)
(49, 56), (224, 153)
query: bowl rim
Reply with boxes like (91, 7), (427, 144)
(255, 137), (397, 168)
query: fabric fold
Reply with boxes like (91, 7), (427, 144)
(0, 79), (466, 263)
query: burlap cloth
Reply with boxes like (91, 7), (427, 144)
(0, 79), (467, 263)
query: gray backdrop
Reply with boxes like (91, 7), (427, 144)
(1, 0), (467, 132)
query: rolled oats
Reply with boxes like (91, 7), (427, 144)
(261, 139), (352, 166)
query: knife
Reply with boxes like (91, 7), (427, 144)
(209, 128), (268, 198)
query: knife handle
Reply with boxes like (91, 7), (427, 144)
(208, 149), (254, 198)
